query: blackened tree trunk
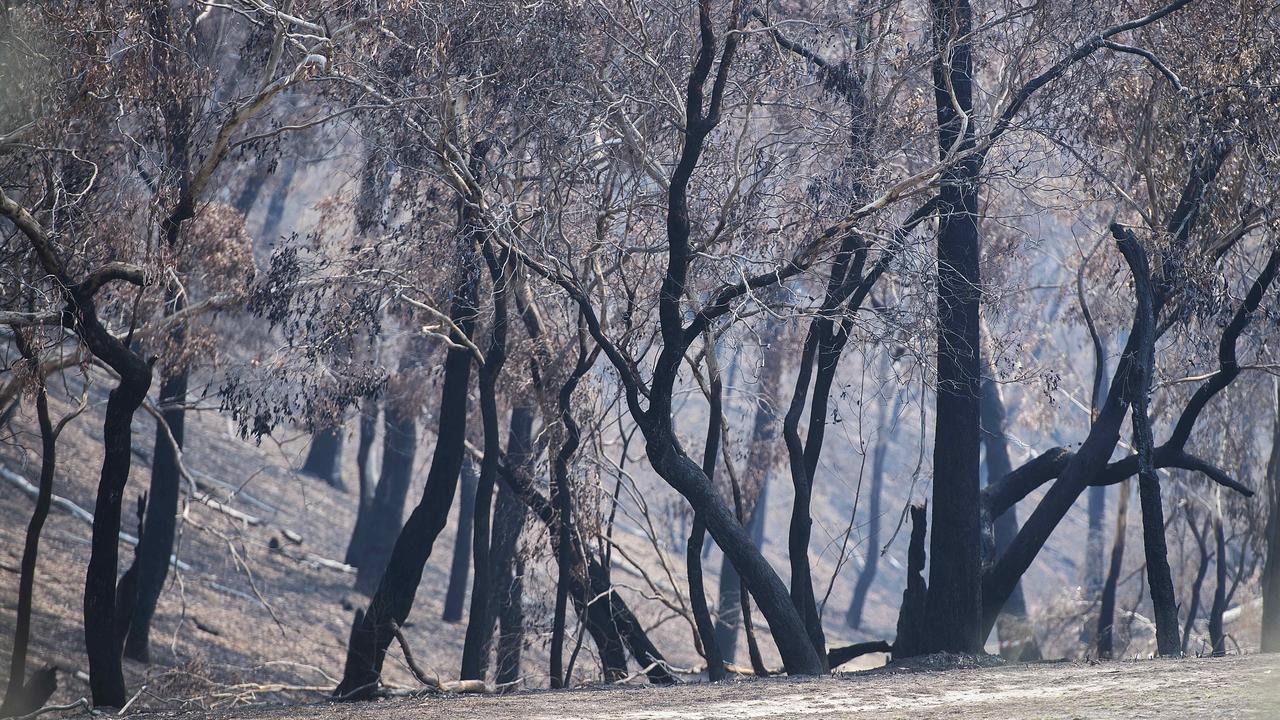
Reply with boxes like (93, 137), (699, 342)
(490, 403), (533, 686)
(892, 504), (929, 658)
(2, 162), (156, 712)
(123, 366), (187, 663)
(345, 395), (380, 566)
(924, 0), (984, 656)
(460, 246), (511, 681)
(442, 456), (478, 622)
(334, 240), (479, 699)
(301, 424), (345, 490)
(1096, 481), (1130, 659)
(1, 336), (59, 717)
(351, 350), (421, 590)
(84, 324), (153, 707)
(845, 438), (886, 630)
(979, 376), (1041, 661)
(1263, 380), (1280, 653)
(1121, 235), (1181, 658)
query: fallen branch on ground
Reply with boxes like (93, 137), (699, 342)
(0, 467), (192, 571)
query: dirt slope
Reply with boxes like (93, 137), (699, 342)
(144, 654), (1280, 720)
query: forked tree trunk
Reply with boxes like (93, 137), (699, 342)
(460, 247), (510, 681)
(84, 345), (153, 707)
(549, 341), (596, 688)
(124, 365), (187, 663)
(334, 243), (479, 699)
(1123, 236), (1181, 658)
(442, 456), (478, 623)
(924, 0), (984, 656)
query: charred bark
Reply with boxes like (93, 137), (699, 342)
(1, 335), (59, 718)
(123, 367), (187, 663)
(892, 504), (929, 659)
(1118, 231), (1181, 657)
(549, 337), (598, 688)
(924, 0), (984, 656)
(460, 245), (511, 681)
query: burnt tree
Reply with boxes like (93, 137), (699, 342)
(334, 209), (481, 699)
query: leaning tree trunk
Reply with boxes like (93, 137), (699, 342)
(1, 337), (59, 717)
(1096, 480), (1130, 659)
(301, 424), (344, 490)
(1263, 380), (1280, 653)
(846, 437), (886, 630)
(124, 364), (187, 663)
(334, 228), (480, 700)
(442, 456), (478, 623)
(923, 0), (984, 656)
